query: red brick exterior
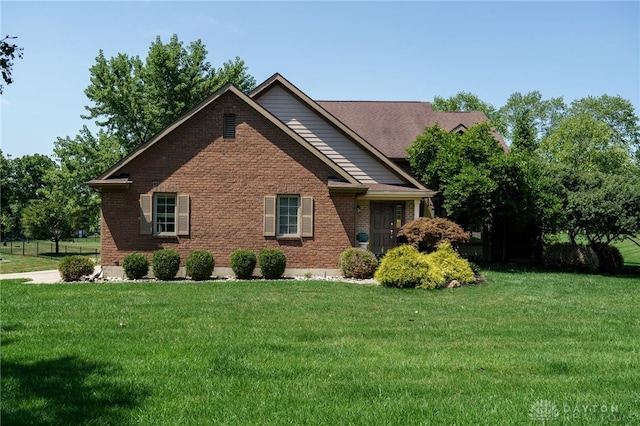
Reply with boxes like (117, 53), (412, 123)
(99, 92), (357, 270)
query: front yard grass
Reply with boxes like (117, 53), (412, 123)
(0, 253), (61, 274)
(2, 271), (639, 425)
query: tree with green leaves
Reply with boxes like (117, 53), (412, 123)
(83, 34), (257, 154)
(21, 192), (76, 254)
(0, 35), (24, 94)
(407, 122), (509, 231)
(0, 151), (56, 239)
(496, 91), (567, 150)
(535, 94), (640, 249)
(48, 127), (124, 233)
(539, 164), (640, 247)
(431, 91), (499, 127)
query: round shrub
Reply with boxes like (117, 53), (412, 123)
(230, 249), (257, 279)
(543, 243), (599, 273)
(423, 241), (475, 289)
(398, 217), (470, 252)
(593, 244), (625, 274)
(374, 244), (430, 288)
(58, 255), (95, 282)
(339, 248), (378, 279)
(122, 253), (149, 280)
(186, 250), (214, 281)
(258, 248), (286, 279)
(152, 249), (181, 281)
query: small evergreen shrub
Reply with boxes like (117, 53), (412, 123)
(422, 241), (475, 289)
(258, 248), (286, 279)
(593, 244), (625, 274)
(58, 255), (94, 282)
(356, 232), (369, 243)
(230, 249), (257, 279)
(374, 244), (430, 288)
(122, 253), (149, 280)
(339, 248), (378, 279)
(152, 249), (181, 281)
(543, 243), (599, 273)
(186, 250), (214, 281)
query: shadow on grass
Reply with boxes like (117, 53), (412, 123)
(479, 262), (640, 278)
(1, 355), (149, 426)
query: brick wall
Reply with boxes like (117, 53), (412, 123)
(99, 92), (356, 270)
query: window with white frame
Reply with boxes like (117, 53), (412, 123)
(263, 195), (313, 238)
(277, 195), (300, 236)
(139, 193), (190, 236)
(154, 193), (176, 234)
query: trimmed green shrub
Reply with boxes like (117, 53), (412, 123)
(339, 248), (378, 279)
(593, 244), (625, 274)
(122, 253), (149, 280)
(186, 250), (214, 281)
(258, 248), (286, 279)
(543, 243), (599, 273)
(230, 249), (257, 279)
(58, 255), (94, 282)
(152, 249), (181, 281)
(422, 241), (475, 289)
(375, 244), (430, 288)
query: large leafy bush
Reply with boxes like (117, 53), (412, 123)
(339, 248), (378, 279)
(398, 217), (470, 252)
(122, 253), (149, 280)
(58, 255), (94, 282)
(543, 243), (599, 273)
(230, 249), (257, 279)
(374, 245), (430, 288)
(185, 250), (214, 281)
(258, 248), (286, 279)
(152, 249), (181, 281)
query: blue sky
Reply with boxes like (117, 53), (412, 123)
(2, 1), (639, 158)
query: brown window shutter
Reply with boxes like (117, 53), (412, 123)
(177, 194), (190, 236)
(264, 195), (276, 237)
(301, 196), (313, 237)
(140, 194), (152, 235)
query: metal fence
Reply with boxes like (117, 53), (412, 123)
(1, 239), (100, 262)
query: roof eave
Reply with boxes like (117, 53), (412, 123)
(86, 178), (132, 191)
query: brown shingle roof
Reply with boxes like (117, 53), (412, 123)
(317, 101), (507, 158)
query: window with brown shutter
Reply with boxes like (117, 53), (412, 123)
(301, 196), (313, 237)
(264, 196), (276, 237)
(264, 195), (314, 238)
(140, 194), (152, 235)
(139, 193), (190, 236)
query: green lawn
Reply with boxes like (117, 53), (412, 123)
(0, 253), (62, 274)
(2, 272), (639, 425)
(0, 238), (101, 274)
(614, 237), (640, 266)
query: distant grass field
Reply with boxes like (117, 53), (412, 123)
(2, 271), (639, 425)
(0, 238), (100, 274)
(614, 237), (640, 266)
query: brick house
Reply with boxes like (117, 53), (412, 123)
(89, 74), (441, 278)
(89, 73), (506, 277)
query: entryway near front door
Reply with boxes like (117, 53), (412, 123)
(370, 201), (405, 255)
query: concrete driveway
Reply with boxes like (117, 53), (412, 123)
(0, 267), (101, 284)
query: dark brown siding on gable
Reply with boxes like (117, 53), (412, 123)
(99, 92), (355, 270)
